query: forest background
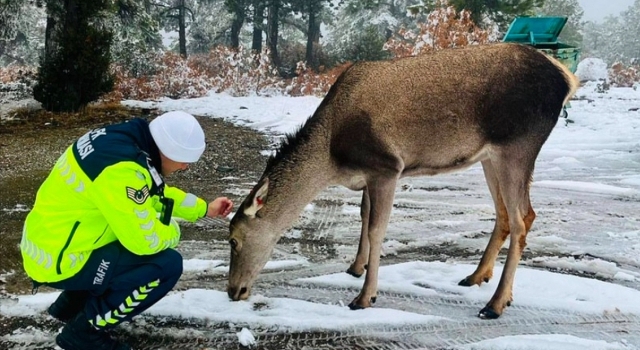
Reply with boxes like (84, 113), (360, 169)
(0, 0), (639, 113)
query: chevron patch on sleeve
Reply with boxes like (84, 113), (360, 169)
(126, 185), (150, 204)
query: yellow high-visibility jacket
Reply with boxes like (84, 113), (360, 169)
(21, 118), (207, 283)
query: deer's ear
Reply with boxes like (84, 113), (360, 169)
(244, 178), (269, 218)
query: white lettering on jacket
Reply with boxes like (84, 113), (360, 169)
(93, 259), (111, 285)
(76, 128), (107, 160)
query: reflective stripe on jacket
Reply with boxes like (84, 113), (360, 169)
(22, 118), (207, 283)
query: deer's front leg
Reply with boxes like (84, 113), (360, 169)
(349, 178), (396, 310)
(347, 189), (370, 278)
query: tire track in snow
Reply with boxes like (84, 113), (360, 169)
(5, 313), (638, 349)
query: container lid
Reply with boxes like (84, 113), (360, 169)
(502, 16), (568, 45)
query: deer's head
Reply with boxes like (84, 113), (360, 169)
(227, 178), (276, 301)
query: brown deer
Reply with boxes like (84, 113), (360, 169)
(226, 43), (579, 319)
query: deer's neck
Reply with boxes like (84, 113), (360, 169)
(262, 127), (333, 232)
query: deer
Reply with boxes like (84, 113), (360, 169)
(226, 42), (579, 319)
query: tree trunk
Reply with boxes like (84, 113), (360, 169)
(36, 0), (113, 112)
(44, 15), (57, 56)
(251, 0), (265, 51)
(305, 2), (321, 70)
(230, 3), (244, 49)
(389, 0), (399, 17)
(266, 0), (282, 72)
(178, 0), (187, 57)
(43, 0), (69, 57)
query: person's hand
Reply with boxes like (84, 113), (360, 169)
(207, 197), (233, 218)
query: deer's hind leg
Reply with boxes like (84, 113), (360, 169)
(347, 188), (370, 278)
(477, 145), (538, 319)
(459, 159), (510, 287)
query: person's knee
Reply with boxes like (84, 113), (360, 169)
(162, 248), (183, 278)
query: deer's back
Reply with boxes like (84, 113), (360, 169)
(325, 43), (571, 176)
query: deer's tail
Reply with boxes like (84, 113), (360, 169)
(545, 55), (581, 106)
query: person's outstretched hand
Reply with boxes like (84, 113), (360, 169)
(207, 197), (233, 218)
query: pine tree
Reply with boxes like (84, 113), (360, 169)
(619, 0), (640, 63)
(152, 0), (195, 57)
(581, 16), (625, 64)
(109, 0), (163, 76)
(188, 0), (232, 53)
(422, 0), (545, 29)
(289, 0), (338, 69)
(0, 0), (46, 65)
(325, 0), (418, 64)
(33, 0), (114, 112)
(536, 0), (584, 46)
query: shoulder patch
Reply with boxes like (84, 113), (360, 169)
(126, 185), (150, 204)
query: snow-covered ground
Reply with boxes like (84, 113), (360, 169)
(2, 82), (640, 349)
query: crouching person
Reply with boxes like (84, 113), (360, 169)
(20, 111), (233, 350)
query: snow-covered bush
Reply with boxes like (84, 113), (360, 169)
(608, 62), (639, 88)
(325, 25), (391, 65)
(206, 47), (283, 96)
(108, 46), (342, 100)
(285, 62), (351, 97)
(574, 58), (639, 88)
(575, 58), (608, 82)
(108, 51), (215, 101)
(0, 67), (42, 103)
(384, 4), (495, 58)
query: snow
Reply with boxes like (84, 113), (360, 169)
(3, 262), (639, 347)
(4, 83), (640, 348)
(535, 180), (640, 196)
(6, 261), (637, 328)
(3, 287), (446, 330)
(298, 261), (640, 315)
(575, 57), (609, 82)
(182, 258), (308, 274)
(461, 334), (631, 350)
(122, 93), (321, 135)
(236, 327), (256, 347)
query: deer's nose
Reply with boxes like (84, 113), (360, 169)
(227, 285), (249, 301)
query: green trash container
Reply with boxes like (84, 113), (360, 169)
(502, 16), (581, 118)
(502, 16), (580, 73)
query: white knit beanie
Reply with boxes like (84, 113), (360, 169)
(149, 111), (205, 163)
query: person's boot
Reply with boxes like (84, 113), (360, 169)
(55, 311), (131, 350)
(47, 290), (90, 323)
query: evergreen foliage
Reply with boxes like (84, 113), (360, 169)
(0, 0), (46, 66)
(536, 0), (583, 46)
(109, 1), (163, 78)
(421, 0), (544, 29)
(33, 0), (114, 112)
(336, 24), (391, 63)
(581, 0), (640, 65)
(2, 0), (640, 100)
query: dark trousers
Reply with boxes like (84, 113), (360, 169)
(45, 241), (183, 329)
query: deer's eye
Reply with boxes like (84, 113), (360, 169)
(229, 238), (238, 249)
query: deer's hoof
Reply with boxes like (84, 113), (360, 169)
(346, 268), (363, 278)
(458, 276), (477, 287)
(346, 264), (367, 278)
(478, 306), (501, 319)
(458, 274), (490, 287)
(348, 302), (364, 310)
(348, 294), (376, 310)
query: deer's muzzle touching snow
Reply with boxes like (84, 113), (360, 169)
(226, 43), (579, 319)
